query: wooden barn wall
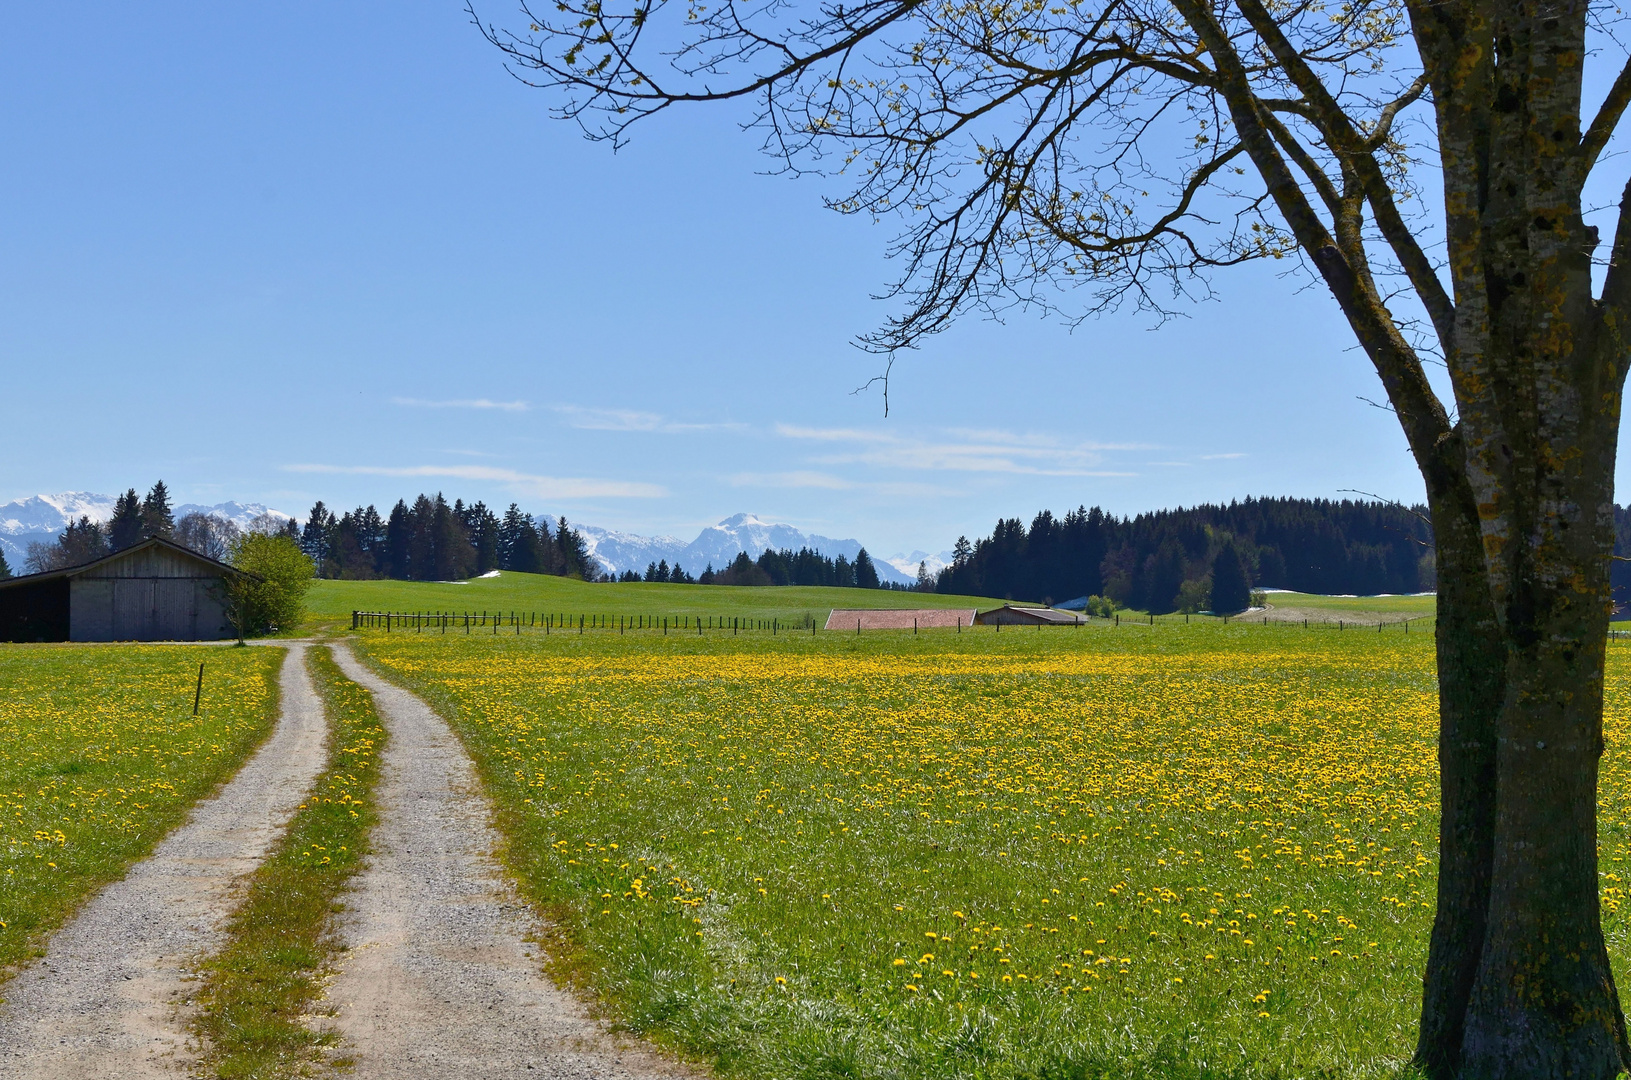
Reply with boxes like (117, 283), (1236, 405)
(76, 546), (222, 580)
(70, 577), (233, 642)
(0, 578), (71, 642)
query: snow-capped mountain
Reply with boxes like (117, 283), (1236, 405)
(0, 491), (118, 534)
(551, 519), (689, 576)
(173, 502), (294, 531)
(884, 549), (956, 581)
(0, 492), (292, 569)
(0, 492), (116, 567)
(542, 512), (916, 584)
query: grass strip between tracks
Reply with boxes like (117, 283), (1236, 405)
(193, 645), (385, 1079)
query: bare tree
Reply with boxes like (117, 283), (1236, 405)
(475, 0), (1631, 1070)
(24, 516), (110, 574)
(173, 512), (242, 562)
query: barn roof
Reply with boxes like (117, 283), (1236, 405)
(0, 535), (254, 590)
(978, 604), (1083, 624)
(825, 608), (977, 630)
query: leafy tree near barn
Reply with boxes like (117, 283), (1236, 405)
(476, 0), (1631, 1067)
(222, 532), (315, 638)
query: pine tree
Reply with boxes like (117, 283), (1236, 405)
(300, 502), (333, 567)
(62, 517), (111, 565)
(855, 548), (881, 589)
(386, 501), (412, 579)
(1141, 541), (1187, 614)
(0, 545), (11, 579)
(108, 489), (145, 551)
(1209, 538), (1252, 614)
(554, 517), (594, 579)
(140, 481), (175, 538)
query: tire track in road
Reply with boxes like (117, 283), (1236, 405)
(0, 642), (328, 1080)
(324, 643), (690, 1080)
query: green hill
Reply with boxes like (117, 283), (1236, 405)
(305, 572), (1005, 629)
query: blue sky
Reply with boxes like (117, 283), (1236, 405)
(0, 2), (1555, 554)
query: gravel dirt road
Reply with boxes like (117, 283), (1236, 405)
(325, 644), (687, 1080)
(0, 642), (327, 1079)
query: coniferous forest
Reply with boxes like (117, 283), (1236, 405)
(935, 498), (1440, 611)
(297, 497), (597, 581)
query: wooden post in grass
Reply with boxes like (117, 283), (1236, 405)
(193, 662), (204, 716)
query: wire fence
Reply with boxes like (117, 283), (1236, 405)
(350, 609), (1438, 635)
(350, 610), (824, 635)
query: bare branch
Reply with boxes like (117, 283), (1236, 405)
(1582, 53), (1631, 177)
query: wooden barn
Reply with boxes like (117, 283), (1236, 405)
(0, 536), (251, 643)
(974, 604), (1083, 626)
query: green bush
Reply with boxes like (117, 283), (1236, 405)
(1084, 594), (1121, 619)
(225, 534), (316, 637)
(1174, 577), (1212, 614)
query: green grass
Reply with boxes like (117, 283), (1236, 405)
(1257, 591), (1437, 617)
(303, 572), (1004, 632)
(348, 617), (1552, 1080)
(0, 643), (285, 991)
(193, 645), (385, 1079)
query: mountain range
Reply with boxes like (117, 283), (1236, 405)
(0, 492), (291, 568)
(543, 512), (923, 585)
(0, 494), (939, 585)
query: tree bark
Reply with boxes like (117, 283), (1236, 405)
(1415, 458), (1505, 1079)
(1455, 372), (1629, 1076)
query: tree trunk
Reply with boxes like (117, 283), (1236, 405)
(1415, 466), (1505, 1079)
(1409, 330), (1630, 1074)
(1456, 443), (1629, 1076)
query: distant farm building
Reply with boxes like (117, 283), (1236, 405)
(0, 537), (250, 643)
(974, 604), (1083, 626)
(825, 608), (977, 631)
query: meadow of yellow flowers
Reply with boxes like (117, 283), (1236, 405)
(0, 644), (282, 984)
(356, 622), (1617, 1078)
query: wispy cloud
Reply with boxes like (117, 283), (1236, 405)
(727, 470), (955, 497)
(391, 397), (529, 412)
(729, 470), (854, 490)
(554, 404), (747, 433)
(1200, 452), (1248, 460)
(775, 424), (1141, 477)
(283, 463), (665, 499)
